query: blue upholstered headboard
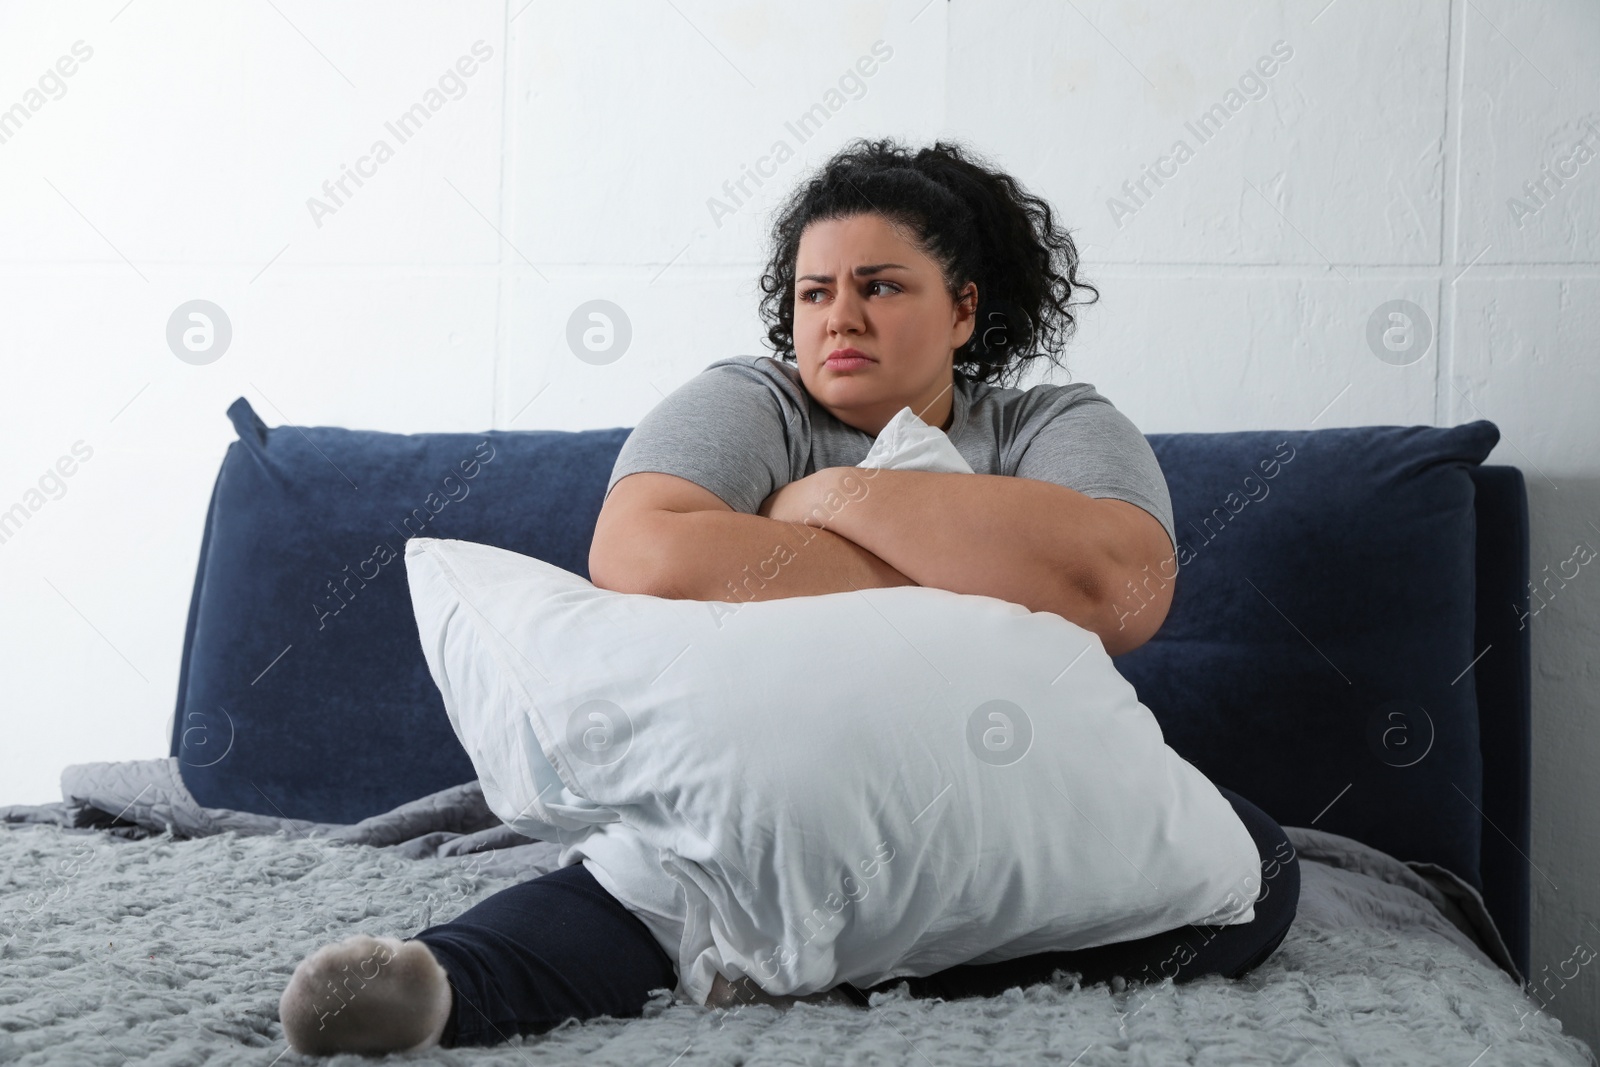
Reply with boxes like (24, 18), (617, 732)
(168, 399), (1531, 976)
(1464, 464), (1532, 978)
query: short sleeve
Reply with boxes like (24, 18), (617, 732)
(1012, 388), (1177, 556)
(605, 359), (795, 514)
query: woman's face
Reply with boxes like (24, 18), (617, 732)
(792, 212), (976, 437)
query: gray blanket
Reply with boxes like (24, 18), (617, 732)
(2, 757), (1593, 1066)
(1, 757), (564, 879)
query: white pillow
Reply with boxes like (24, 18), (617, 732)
(404, 413), (1262, 1006)
(858, 404), (976, 473)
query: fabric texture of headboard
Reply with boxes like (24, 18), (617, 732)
(1116, 423), (1495, 868)
(1465, 463), (1532, 976)
(167, 399), (1528, 975)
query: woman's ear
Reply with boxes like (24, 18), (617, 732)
(952, 282), (979, 347)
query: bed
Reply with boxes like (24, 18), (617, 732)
(2, 396), (1592, 1066)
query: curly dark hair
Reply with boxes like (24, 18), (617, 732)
(756, 137), (1099, 390)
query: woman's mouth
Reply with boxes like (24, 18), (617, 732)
(825, 348), (875, 371)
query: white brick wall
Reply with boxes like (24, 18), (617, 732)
(1, 0), (1595, 1049)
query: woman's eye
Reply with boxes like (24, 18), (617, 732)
(799, 281), (894, 303)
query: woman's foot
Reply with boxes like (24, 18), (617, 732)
(279, 934), (453, 1055)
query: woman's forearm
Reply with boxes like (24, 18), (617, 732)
(636, 509), (916, 604)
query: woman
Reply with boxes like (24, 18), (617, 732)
(277, 138), (1299, 1055)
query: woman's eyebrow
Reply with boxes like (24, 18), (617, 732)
(797, 263), (909, 284)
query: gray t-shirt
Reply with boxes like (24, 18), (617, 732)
(605, 355), (1176, 555)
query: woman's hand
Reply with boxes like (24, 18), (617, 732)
(757, 469), (843, 525)
(755, 467), (919, 592)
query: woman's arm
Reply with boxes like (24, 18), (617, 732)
(596, 467), (1172, 654)
(590, 471), (915, 603)
(764, 466), (1174, 656)
(633, 508), (918, 602)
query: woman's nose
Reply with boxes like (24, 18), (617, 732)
(828, 291), (864, 333)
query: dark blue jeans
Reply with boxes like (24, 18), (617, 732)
(408, 785), (1299, 1048)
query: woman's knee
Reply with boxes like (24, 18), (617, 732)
(1221, 789), (1300, 977)
(1216, 787), (1301, 917)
